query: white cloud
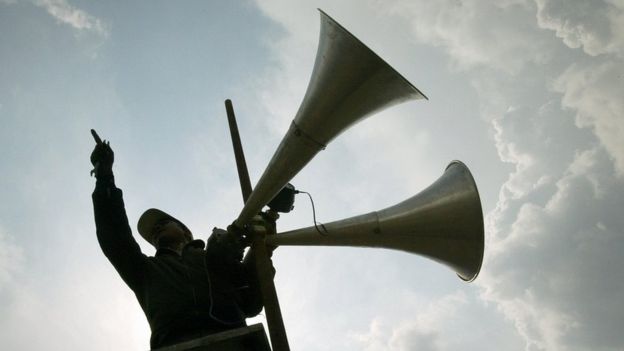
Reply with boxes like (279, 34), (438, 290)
(35, 0), (108, 37)
(535, 0), (624, 57)
(482, 148), (624, 350)
(374, 1), (624, 350)
(349, 293), (465, 351)
(476, 9), (624, 347)
(553, 61), (624, 175)
(489, 100), (586, 200)
(535, 0), (624, 179)
(351, 318), (439, 351)
(386, 0), (556, 74)
(348, 291), (505, 351)
(386, 292), (466, 351)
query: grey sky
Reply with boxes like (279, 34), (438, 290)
(1, 0), (623, 350)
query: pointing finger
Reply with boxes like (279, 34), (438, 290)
(91, 129), (103, 145)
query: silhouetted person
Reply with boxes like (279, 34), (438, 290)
(90, 130), (267, 349)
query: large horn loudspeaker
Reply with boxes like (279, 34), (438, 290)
(266, 161), (485, 281)
(236, 10), (427, 225)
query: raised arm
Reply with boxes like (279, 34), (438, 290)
(90, 130), (146, 290)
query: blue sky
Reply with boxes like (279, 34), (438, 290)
(1, 0), (623, 350)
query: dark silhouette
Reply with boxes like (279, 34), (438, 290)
(90, 130), (268, 349)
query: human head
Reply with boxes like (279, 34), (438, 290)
(152, 219), (192, 249)
(137, 208), (193, 248)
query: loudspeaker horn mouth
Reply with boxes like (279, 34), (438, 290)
(447, 160), (484, 282)
(317, 8), (429, 101)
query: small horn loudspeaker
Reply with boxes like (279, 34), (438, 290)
(266, 161), (484, 281)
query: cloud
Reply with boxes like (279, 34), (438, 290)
(349, 292), (485, 351)
(482, 147), (624, 351)
(379, 1), (624, 349)
(474, 4), (624, 347)
(385, 292), (466, 351)
(387, 0), (624, 179)
(386, 0), (557, 74)
(35, 0), (108, 36)
(553, 61), (624, 175)
(535, 0), (624, 57)
(351, 318), (439, 351)
(534, 0), (624, 176)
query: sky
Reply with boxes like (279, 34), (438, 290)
(1, 0), (623, 350)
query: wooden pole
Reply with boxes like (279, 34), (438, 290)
(224, 100), (290, 351)
(225, 99), (253, 203)
(251, 224), (290, 351)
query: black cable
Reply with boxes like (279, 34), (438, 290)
(295, 190), (329, 236)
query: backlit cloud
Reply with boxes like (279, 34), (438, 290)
(350, 292), (468, 351)
(554, 61), (624, 175)
(483, 147), (624, 351)
(35, 0), (108, 36)
(387, 0), (557, 73)
(535, 0), (624, 57)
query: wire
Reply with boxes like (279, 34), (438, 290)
(295, 190), (329, 236)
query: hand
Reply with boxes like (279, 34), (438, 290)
(226, 215), (277, 261)
(90, 129), (114, 177)
(209, 227), (245, 264)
